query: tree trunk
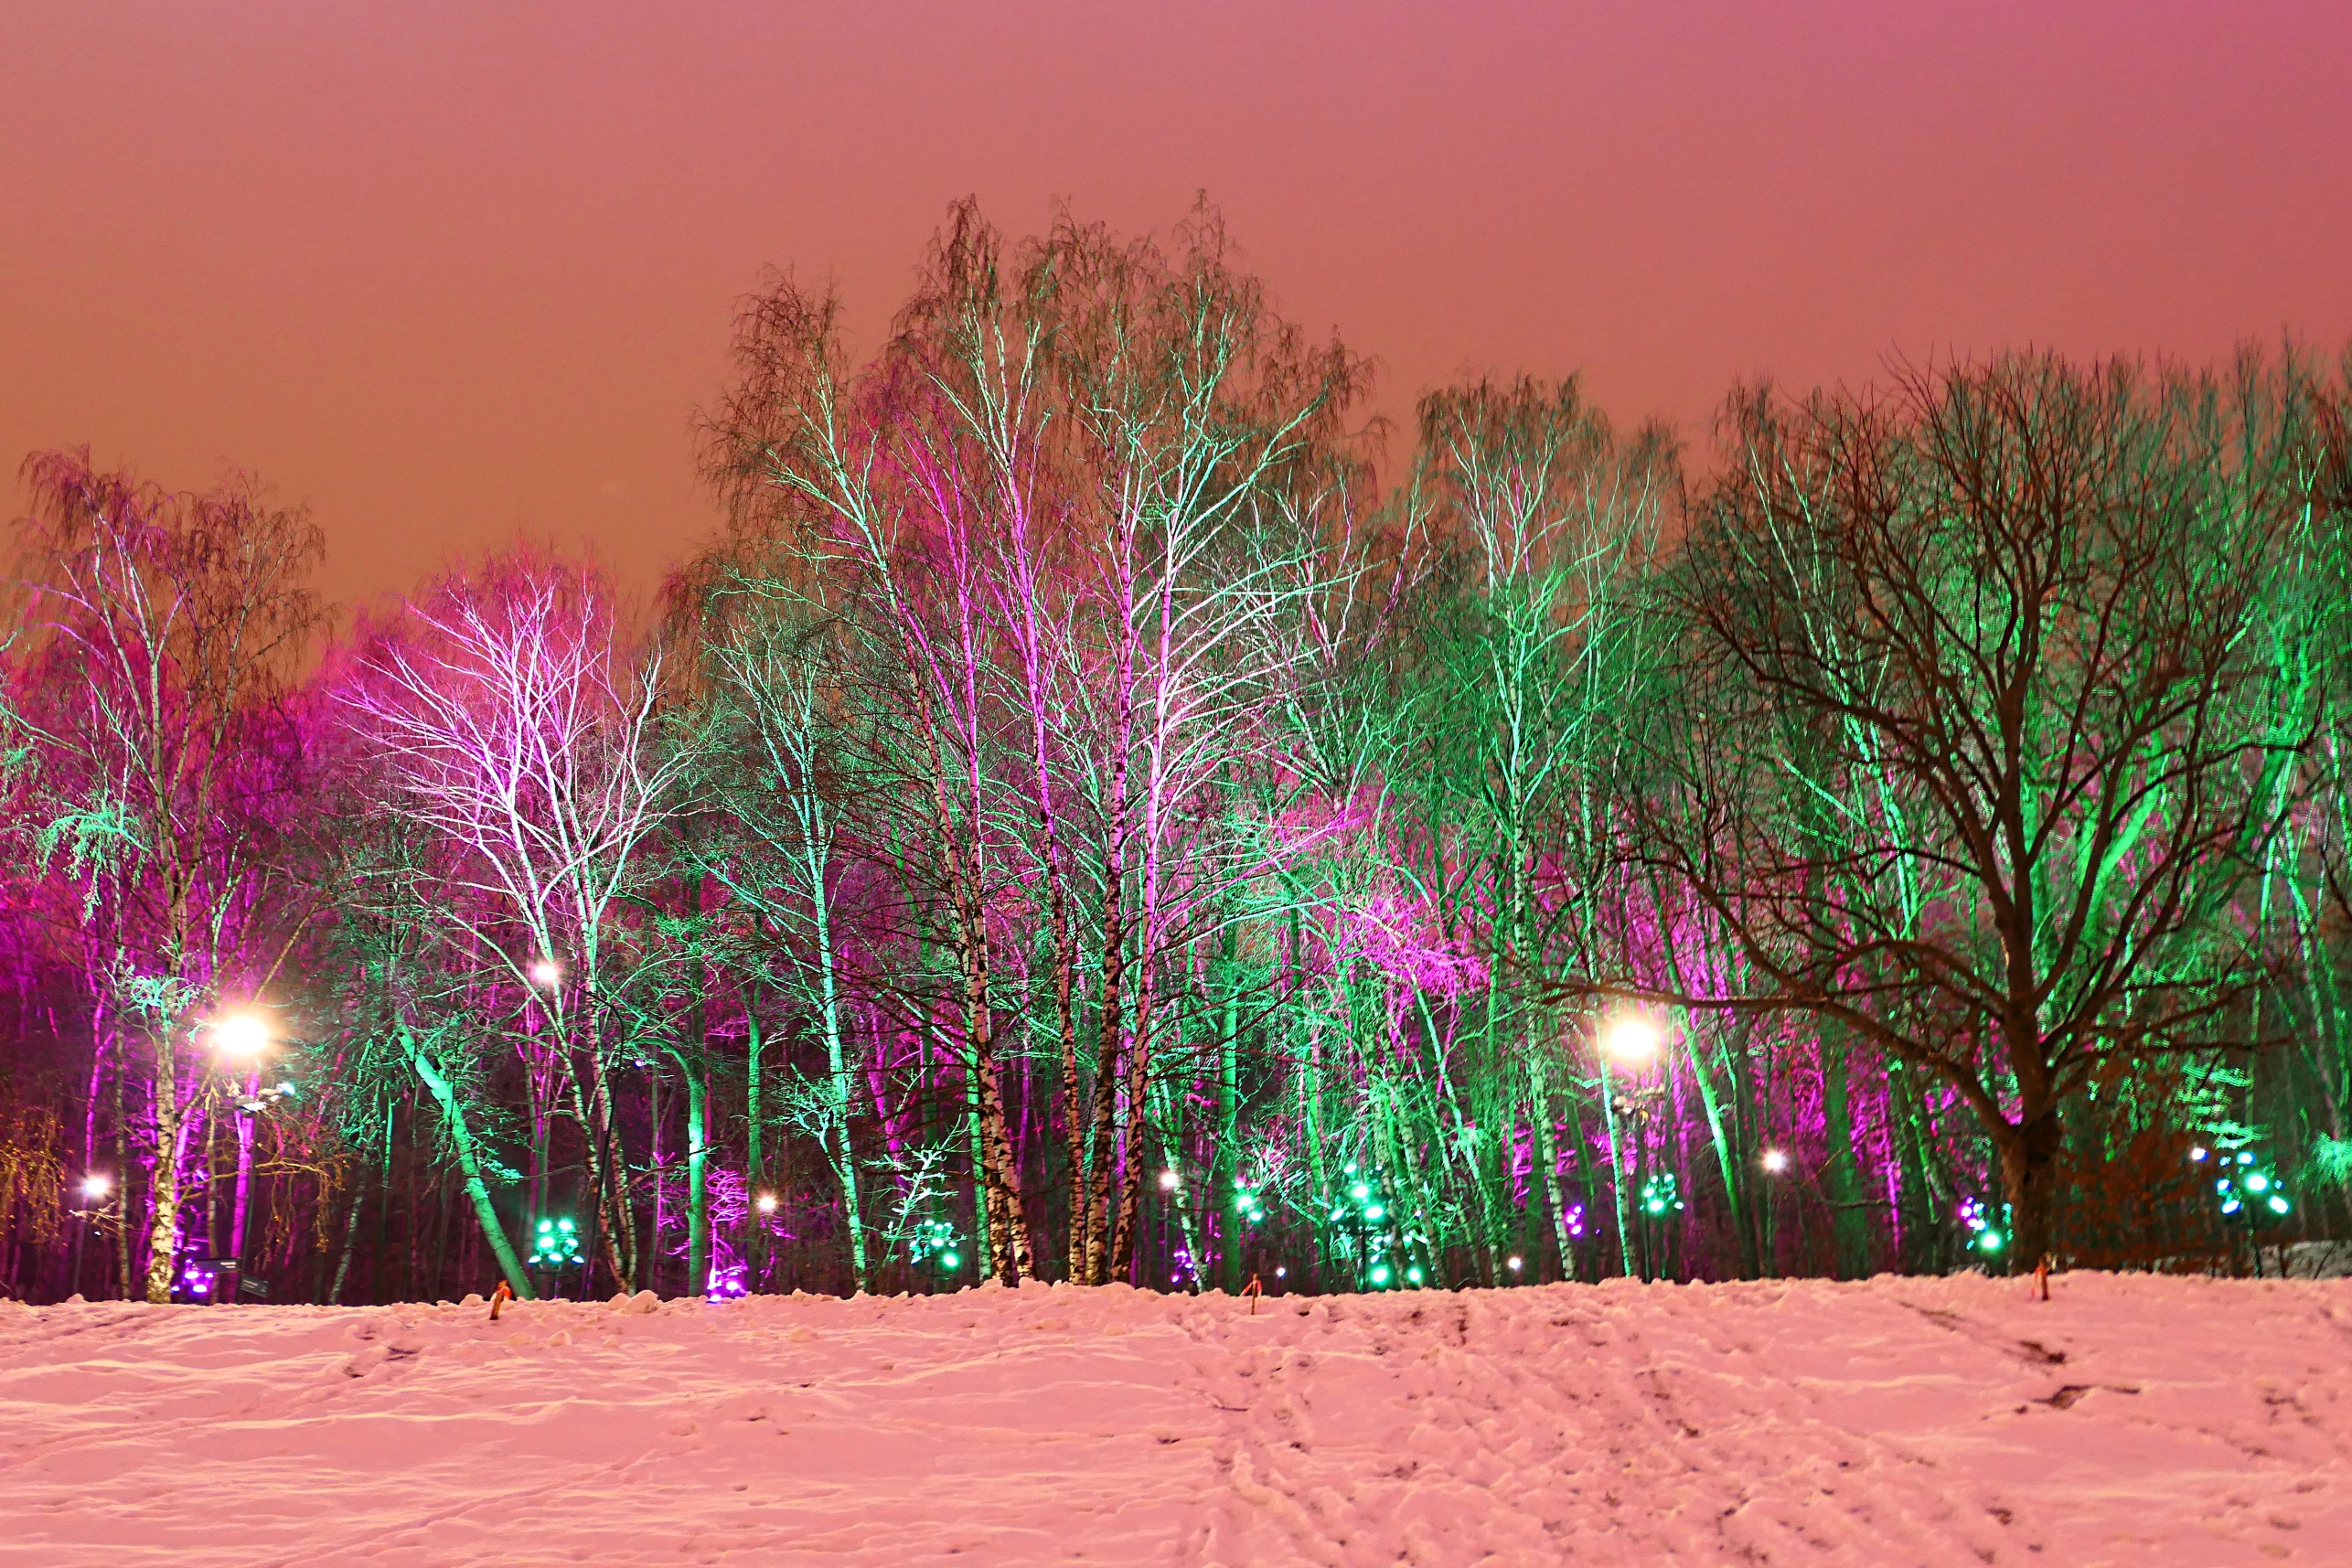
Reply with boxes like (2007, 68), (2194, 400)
(1821, 1033), (1872, 1279)
(407, 1045), (537, 1297)
(143, 1032), (182, 1304)
(684, 1063), (710, 1298)
(1531, 1061), (1577, 1281)
(1996, 1104), (2065, 1272)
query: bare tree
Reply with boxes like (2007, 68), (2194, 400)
(340, 554), (685, 1292)
(1642, 353), (2329, 1264)
(10, 451), (324, 1300)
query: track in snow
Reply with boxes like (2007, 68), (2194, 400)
(1, 1273), (2346, 1566)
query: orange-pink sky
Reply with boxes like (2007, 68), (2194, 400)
(5, 1), (2347, 609)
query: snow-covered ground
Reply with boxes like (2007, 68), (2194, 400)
(1, 1274), (2346, 1567)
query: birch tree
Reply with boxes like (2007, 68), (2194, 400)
(340, 555), (685, 1292)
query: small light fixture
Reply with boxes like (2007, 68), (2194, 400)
(1761, 1148), (1790, 1174)
(528, 958), (561, 988)
(1506, 1254), (1523, 1273)
(1159, 1169), (1181, 1191)
(755, 1192), (778, 1215)
(80, 1174), (112, 1200)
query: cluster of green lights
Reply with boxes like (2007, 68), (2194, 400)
(2194, 1147), (2291, 1221)
(1329, 1163), (1389, 1227)
(1235, 1186), (1268, 1226)
(1326, 1163), (1428, 1290)
(528, 1216), (581, 1266)
(1640, 1173), (1684, 1220)
(911, 1217), (961, 1273)
(1958, 1197), (2005, 1254)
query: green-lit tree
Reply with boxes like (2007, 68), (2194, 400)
(1650, 353), (2332, 1266)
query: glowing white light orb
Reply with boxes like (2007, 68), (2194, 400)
(1506, 1254), (1523, 1272)
(212, 1014), (270, 1057)
(1599, 1015), (1662, 1066)
(1159, 1168), (1181, 1190)
(1761, 1148), (1791, 1174)
(755, 1193), (778, 1215)
(2188, 1146), (2209, 1162)
(529, 959), (561, 988)
(80, 1173), (112, 1200)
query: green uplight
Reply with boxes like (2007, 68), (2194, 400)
(1369, 1264), (1392, 1286)
(940, 1250), (960, 1270)
(527, 1215), (583, 1266)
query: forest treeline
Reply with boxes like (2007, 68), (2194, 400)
(4, 201), (2350, 1305)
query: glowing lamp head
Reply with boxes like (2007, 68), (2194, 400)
(1159, 1168), (1181, 1191)
(528, 958), (561, 988)
(2188, 1146), (2209, 1162)
(754, 1192), (778, 1215)
(80, 1173), (112, 1200)
(1369, 1264), (1392, 1287)
(1506, 1254), (1523, 1272)
(1599, 1015), (1662, 1067)
(212, 1014), (269, 1058)
(939, 1249), (960, 1271)
(1761, 1148), (1790, 1175)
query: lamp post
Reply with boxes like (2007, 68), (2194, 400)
(1756, 1147), (1790, 1276)
(909, 1215), (961, 1288)
(527, 1215), (584, 1298)
(1326, 1162), (1405, 1291)
(1598, 1013), (1666, 1280)
(2197, 1146), (2293, 1276)
(192, 1011), (293, 1298)
(69, 1173), (112, 1299)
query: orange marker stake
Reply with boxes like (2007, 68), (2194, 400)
(2032, 1255), (2050, 1303)
(1245, 1274), (1263, 1316)
(490, 1279), (514, 1321)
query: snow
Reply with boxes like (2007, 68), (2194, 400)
(1, 1274), (2346, 1566)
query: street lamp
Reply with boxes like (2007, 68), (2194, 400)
(69, 1173), (115, 1299)
(211, 1014), (270, 1058)
(1599, 1014), (1663, 1067)
(1597, 1012), (1670, 1279)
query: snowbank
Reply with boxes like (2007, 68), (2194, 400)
(1, 1273), (2345, 1565)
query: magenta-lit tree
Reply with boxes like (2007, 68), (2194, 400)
(6, 451), (324, 1301)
